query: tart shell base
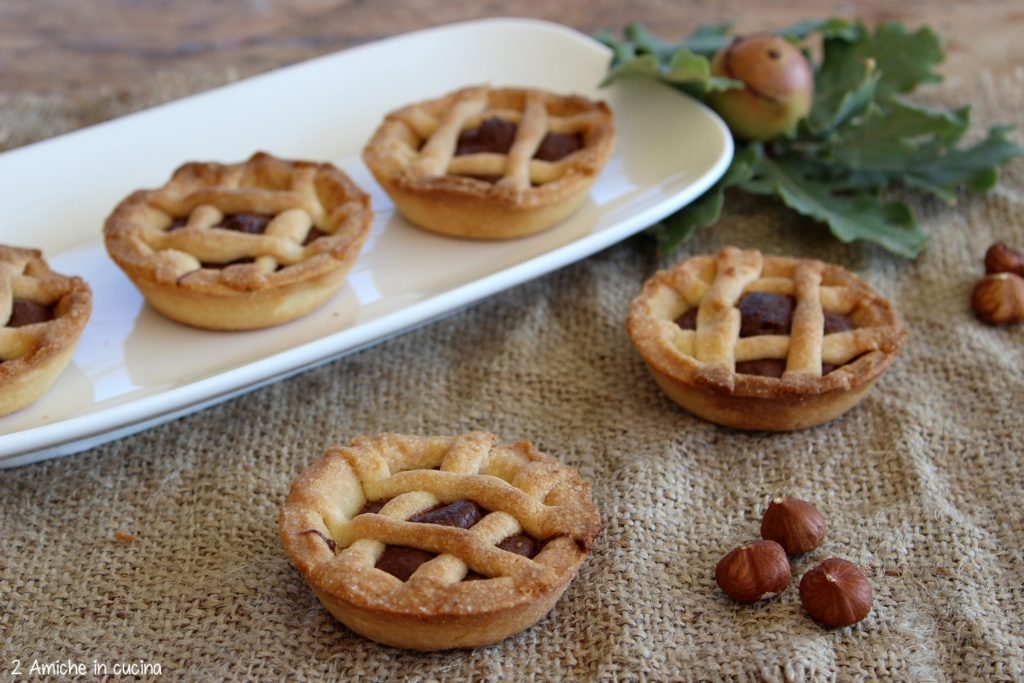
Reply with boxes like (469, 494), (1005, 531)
(127, 260), (352, 331)
(311, 579), (572, 651)
(377, 178), (593, 240)
(643, 361), (887, 432)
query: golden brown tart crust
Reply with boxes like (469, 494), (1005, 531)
(626, 246), (907, 431)
(279, 431), (601, 650)
(0, 245), (91, 417)
(362, 85), (615, 240)
(103, 152), (372, 330)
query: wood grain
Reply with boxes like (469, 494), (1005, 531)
(1, 0), (1022, 99)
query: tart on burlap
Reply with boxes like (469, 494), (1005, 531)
(626, 246), (907, 431)
(362, 85), (615, 239)
(0, 245), (91, 417)
(279, 431), (601, 651)
(103, 152), (372, 330)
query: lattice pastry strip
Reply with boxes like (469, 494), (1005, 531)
(280, 431), (600, 650)
(328, 433), (579, 584)
(0, 245), (91, 417)
(693, 246), (762, 367)
(141, 167), (322, 279)
(658, 247), (898, 380)
(407, 88), (557, 190)
(103, 152), (372, 330)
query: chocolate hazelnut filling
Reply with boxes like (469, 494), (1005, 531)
(360, 499), (386, 515)
(534, 131), (583, 162)
(735, 359), (788, 378)
(496, 533), (539, 558)
(298, 529), (337, 553)
(6, 299), (54, 328)
(463, 533), (540, 581)
(303, 227), (327, 246)
(675, 308), (698, 330)
(739, 292), (795, 337)
(408, 499), (485, 528)
(456, 118), (517, 156)
(219, 213), (273, 234)
(361, 498), (540, 581)
(454, 117), (584, 171)
(375, 546), (438, 582)
(824, 311), (854, 334)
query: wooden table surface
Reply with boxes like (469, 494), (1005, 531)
(2, 0), (1022, 102)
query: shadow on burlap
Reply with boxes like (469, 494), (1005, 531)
(1, 67), (1023, 681)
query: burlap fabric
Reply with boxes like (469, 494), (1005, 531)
(1, 66), (1023, 682)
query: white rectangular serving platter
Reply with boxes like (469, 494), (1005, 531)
(0, 18), (732, 468)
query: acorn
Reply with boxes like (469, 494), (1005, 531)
(708, 34), (815, 140)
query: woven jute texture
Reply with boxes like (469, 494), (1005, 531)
(1, 67), (1023, 682)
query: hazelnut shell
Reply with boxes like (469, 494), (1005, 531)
(984, 242), (1024, 277)
(971, 273), (1024, 326)
(799, 557), (873, 628)
(715, 540), (791, 603)
(760, 497), (827, 555)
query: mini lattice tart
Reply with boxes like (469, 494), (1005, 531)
(626, 247), (907, 431)
(103, 152), (373, 330)
(362, 85), (615, 240)
(280, 431), (601, 651)
(0, 245), (91, 417)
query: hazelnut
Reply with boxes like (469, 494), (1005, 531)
(715, 540), (791, 603)
(760, 497), (826, 555)
(984, 242), (1024, 277)
(971, 273), (1024, 326)
(799, 558), (872, 628)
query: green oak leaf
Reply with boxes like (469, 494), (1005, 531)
(651, 186), (727, 253)
(598, 22), (740, 91)
(679, 22), (733, 56)
(806, 57), (879, 135)
(600, 43), (739, 91)
(827, 102), (1022, 202)
(900, 125), (1023, 199)
(662, 48), (739, 90)
(618, 21), (733, 59)
(745, 155), (926, 257)
(817, 21), (944, 102)
(775, 17), (860, 42)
